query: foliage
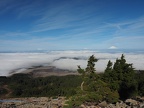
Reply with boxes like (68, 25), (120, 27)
(0, 88), (8, 95)
(1, 74), (82, 98)
(103, 54), (138, 100)
(136, 70), (144, 96)
(65, 55), (119, 107)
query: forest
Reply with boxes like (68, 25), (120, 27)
(0, 74), (82, 97)
(0, 54), (144, 107)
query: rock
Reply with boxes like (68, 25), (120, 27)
(107, 103), (116, 108)
(139, 102), (144, 108)
(80, 104), (86, 108)
(98, 101), (107, 108)
(0, 97), (66, 108)
(126, 106), (131, 108)
(116, 101), (127, 108)
(89, 105), (99, 108)
(136, 96), (144, 102)
(125, 99), (138, 106)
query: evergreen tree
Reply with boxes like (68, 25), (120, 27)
(136, 70), (144, 96)
(67, 55), (119, 107)
(103, 60), (113, 82)
(77, 55), (99, 91)
(104, 54), (138, 99)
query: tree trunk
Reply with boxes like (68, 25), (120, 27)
(81, 81), (84, 91)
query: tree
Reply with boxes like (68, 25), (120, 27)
(104, 54), (138, 100)
(65, 55), (119, 107)
(77, 55), (99, 91)
(136, 70), (144, 96)
(103, 60), (113, 82)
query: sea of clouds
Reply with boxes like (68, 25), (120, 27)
(0, 50), (144, 76)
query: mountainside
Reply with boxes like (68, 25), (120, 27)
(10, 66), (78, 77)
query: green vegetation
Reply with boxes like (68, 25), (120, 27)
(136, 70), (144, 96)
(0, 74), (82, 97)
(0, 54), (144, 108)
(65, 55), (119, 107)
(64, 54), (144, 107)
(103, 54), (137, 100)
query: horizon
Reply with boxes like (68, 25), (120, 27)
(0, 0), (144, 51)
(0, 50), (144, 76)
(1, 48), (144, 54)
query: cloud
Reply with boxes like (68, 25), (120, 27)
(1, 0), (144, 51)
(0, 50), (144, 76)
(31, 0), (109, 33)
(109, 46), (117, 49)
(106, 16), (144, 37)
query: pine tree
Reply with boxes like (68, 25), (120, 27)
(65, 55), (119, 107)
(77, 55), (98, 90)
(77, 55), (119, 103)
(104, 54), (138, 99)
(103, 60), (113, 82)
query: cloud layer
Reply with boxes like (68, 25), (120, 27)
(0, 51), (144, 76)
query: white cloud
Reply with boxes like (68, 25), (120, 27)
(108, 46), (117, 49)
(0, 50), (144, 76)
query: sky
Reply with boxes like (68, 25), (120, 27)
(0, 0), (144, 51)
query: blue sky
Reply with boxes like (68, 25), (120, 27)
(0, 0), (144, 51)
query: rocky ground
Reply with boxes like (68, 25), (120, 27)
(80, 97), (144, 108)
(0, 97), (67, 108)
(1, 97), (144, 108)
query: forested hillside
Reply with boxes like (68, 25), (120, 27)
(0, 74), (82, 98)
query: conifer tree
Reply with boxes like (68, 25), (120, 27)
(103, 60), (113, 82)
(77, 55), (99, 91)
(77, 55), (119, 103)
(104, 54), (137, 99)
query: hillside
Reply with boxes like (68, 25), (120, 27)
(9, 66), (78, 77)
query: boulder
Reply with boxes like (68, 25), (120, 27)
(98, 101), (107, 108)
(80, 104), (86, 108)
(107, 104), (116, 108)
(136, 96), (144, 102)
(116, 101), (127, 108)
(139, 103), (144, 108)
(125, 99), (138, 106)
